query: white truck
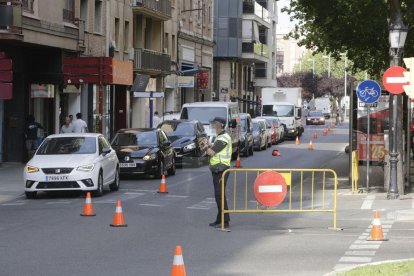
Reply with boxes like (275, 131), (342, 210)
(261, 87), (304, 139)
(313, 97), (332, 119)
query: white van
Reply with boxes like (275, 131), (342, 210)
(180, 102), (241, 157)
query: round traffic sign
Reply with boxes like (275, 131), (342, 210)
(382, 66), (408, 94)
(253, 171), (287, 207)
(356, 80), (381, 104)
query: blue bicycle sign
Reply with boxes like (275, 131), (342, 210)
(356, 80), (381, 104)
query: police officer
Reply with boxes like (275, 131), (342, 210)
(206, 117), (232, 228)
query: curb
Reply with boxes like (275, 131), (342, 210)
(324, 258), (414, 276)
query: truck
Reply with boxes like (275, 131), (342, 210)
(313, 96), (332, 119)
(261, 87), (304, 139)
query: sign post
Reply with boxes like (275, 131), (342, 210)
(356, 80), (381, 192)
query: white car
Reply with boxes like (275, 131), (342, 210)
(24, 133), (120, 199)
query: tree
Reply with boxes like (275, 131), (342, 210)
(284, 0), (414, 77)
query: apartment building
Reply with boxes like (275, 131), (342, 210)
(213, 0), (278, 115)
(276, 27), (307, 76)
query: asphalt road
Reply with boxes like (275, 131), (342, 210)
(0, 121), (375, 276)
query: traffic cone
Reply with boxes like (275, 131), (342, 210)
(323, 129), (327, 136)
(171, 245), (186, 276)
(272, 149), (281, 157)
(308, 140), (313, 150)
(295, 136), (300, 145)
(234, 153), (242, 168)
(158, 175), (168, 194)
(367, 210), (387, 241)
(110, 200), (127, 227)
(80, 192), (96, 216)
(313, 132), (318, 139)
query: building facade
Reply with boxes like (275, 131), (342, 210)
(213, 0), (278, 115)
(275, 27), (307, 76)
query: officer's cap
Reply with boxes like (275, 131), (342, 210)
(210, 117), (226, 126)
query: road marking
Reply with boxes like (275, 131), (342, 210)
(46, 201), (71, 205)
(187, 198), (216, 210)
(349, 244), (381, 250)
(339, 256), (372, 263)
(360, 195), (376, 209)
(139, 194), (188, 207)
(2, 202), (25, 206)
(334, 264), (357, 271)
(95, 192), (145, 204)
(345, 251), (376, 256)
(140, 203), (162, 207)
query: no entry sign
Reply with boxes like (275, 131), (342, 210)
(253, 171), (287, 207)
(382, 66), (408, 94)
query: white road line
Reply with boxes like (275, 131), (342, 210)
(354, 240), (382, 244)
(140, 203), (162, 207)
(166, 195), (188, 198)
(339, 256), (372, 263)
(334, 264), (358, 271)
(361, 195), (376, 209)
(187, 207), (209, 210)
(46, 201), (71, 204)
(349, 244), (381, 250)
(345, 251), (376, 256)
(2, 202), (25, 206)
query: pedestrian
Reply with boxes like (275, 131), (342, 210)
(60, 116), (74, 133)
(69, 114), (73, 124)
(152, 111), (161, 128)
(336, 110), (340, 125)
(25, 115), (43, 158)
(206, 117), (232, 228)
(72, 113), (88, 133)
(341, 105), (345, 122)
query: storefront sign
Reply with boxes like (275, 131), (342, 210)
(31, 84), (54, 98)
(112, 59), (133, 85)
(177, 76), (194, 88)
(196, 70), (209, 90)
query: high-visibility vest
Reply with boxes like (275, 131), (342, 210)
(210, 133), (232, 167)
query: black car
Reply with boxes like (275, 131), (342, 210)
(159, 120), (209, 167)
(111, 128), (176, 178)
(239, 113), (254, 156)
(306, 110), (326, 125)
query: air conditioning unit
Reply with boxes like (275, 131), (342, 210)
(129, 48), (135, 60)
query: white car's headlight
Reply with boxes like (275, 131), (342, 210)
(26, 165), (39, 173)
(77, 164), (95, 172)
(183, 143), (196, 152)
(143, 153), (157, 161)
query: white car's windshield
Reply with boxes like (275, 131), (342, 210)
(37, 137), (96, 155)
(181, 107), (227, 125)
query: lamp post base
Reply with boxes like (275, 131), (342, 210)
(387, 192), (399, 200)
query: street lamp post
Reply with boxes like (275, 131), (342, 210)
(323, 54), (331, 77)
(387, 16), (408, 199)
(340, 53), (347, 116)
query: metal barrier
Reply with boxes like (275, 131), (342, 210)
(220, 168), (341, 231)
(351, 151), (359, 193)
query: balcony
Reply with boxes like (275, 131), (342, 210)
(243, 0), (271, 27)
(132, 0), (171, 21)
(134, 48), (171, 75)
(241, 42), (269, 63)
(0, 1), (23, 40)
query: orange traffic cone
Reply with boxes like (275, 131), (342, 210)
(158, 175), (168, 194)
(171, 245), (186, 276)
(110, 200), (127, 227)
(323, 129), (327, 136)
(313, 132), (318, 139)
(308, 140), (313, 150)
(295, 136), (300, 145)
(272, 149), (281, 157)
(80, 192), (96, 216)
(234, 153), (242, 168)
(367, 210), (387, 241)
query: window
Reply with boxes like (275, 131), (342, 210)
(80, 0), (88, 28)
(63, 0), (74, 22)
(172, 35), (176, 60)
(94, 0), (102, 33)
(124, 21), (130, 52)
(165, 33), (169, 55)
(114, 17), (120, 50)
(22, 0), (34, 13)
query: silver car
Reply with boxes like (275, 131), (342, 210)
(252, 119), (268, 151)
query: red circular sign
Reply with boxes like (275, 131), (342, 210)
(253, 171), (287, 207)
(382, 66), (408, 94)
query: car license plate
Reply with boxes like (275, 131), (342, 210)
(120, 163), (136, 168)
(46, 175), (69, 181)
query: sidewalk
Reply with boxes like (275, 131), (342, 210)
(0, 162), (25, 203)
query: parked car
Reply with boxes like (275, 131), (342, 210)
(159, 120), (209, 167)
(239, 113), (254, 156)
(252, 119), (267, 151)
(258, 116), (284, 145)
(255, 118), (272, 147)
(24, 133), (120, 199)
(306, 110), (326, 125)
(111, 128), (176, 178)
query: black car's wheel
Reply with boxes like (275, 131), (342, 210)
(167, 158), (176, 175)
(109, 168), (120, 191)
(155, 160), (164, 179)
(93, 171), (104, 197)
(25, 191), (37, 199)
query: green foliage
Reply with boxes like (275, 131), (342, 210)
(284, 0), (414, 78)
(336, 260), (414, 276)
